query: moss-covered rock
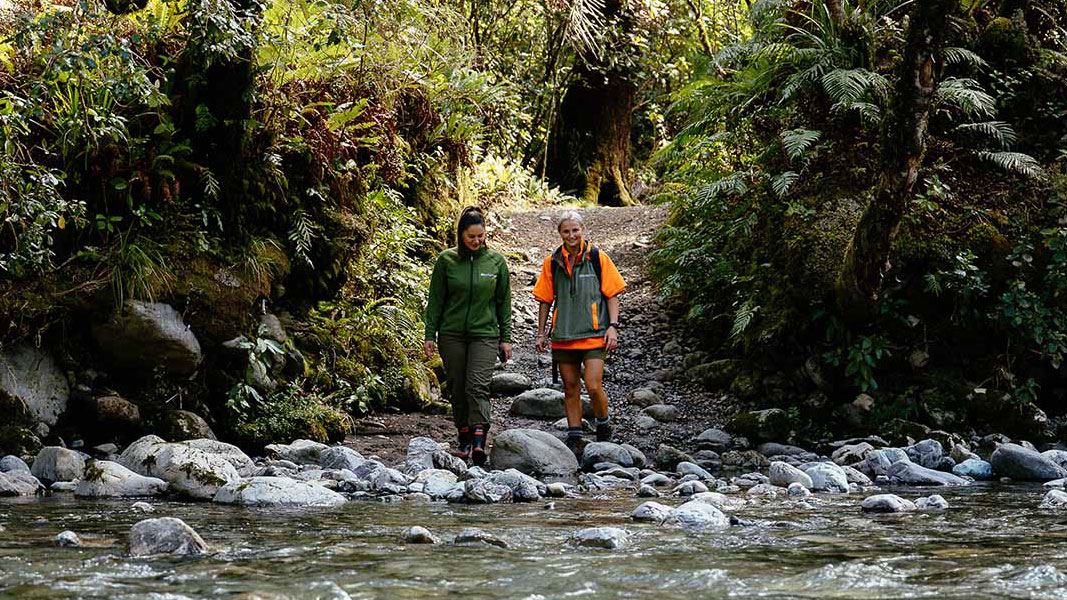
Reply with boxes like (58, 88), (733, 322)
(0, 426), (42, 458)
(687, 359), (743, 389)
(160, 410), (216, 442)
(978, 17), (1036, 69)
(728, 408), (791, 443)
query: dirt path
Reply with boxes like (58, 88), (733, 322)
(348, 204), (731, 462)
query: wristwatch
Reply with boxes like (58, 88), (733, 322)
(608, 322), (620, 330)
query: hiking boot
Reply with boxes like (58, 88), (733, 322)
(595, 421), (612, 443)
(471, 425), (488, 466)
(565, 434), (585, 458)
(453, 427), (472, 461)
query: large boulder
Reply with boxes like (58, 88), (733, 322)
(570, 527), (629, 550)
(30, 447), (86, 484)
(991, 443), (1067, 481)
(581, 442), (640, 471)
(668, 500), (730, 531)
(75, 461), (167, 497)
(402, 437), (444, 474)
(128, 517), (209, 556)
(183, 439), (256, 476)
(728, 409), (790, 443)
(886, 461), (967, 486)
(802, 462), (850, 493)
(320, 446), (366, 473)
(0, 345), (69, 431)
(148, 443), (241, 499)
(117, 435), (167, 474)
(93, 301), (202, 375)
(861, 494), (917, 513)
(953, 458), (994, 480)
(769, 461), (813, 488)
(213, 476), (346, 507)
(0, 470), (44, 496)
(488, 429), (578, 477)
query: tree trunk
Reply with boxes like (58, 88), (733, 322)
(826, 0), (846, 28)
(835, 0), (957, 321)
(545, 0), (636, 206)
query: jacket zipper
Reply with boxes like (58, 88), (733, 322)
(464, 254), (474, 335)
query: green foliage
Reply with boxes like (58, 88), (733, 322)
(231, 379), (352, 447)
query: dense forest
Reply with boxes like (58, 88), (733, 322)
(0, 0), (1065, 454)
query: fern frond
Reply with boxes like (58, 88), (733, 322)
(770, 171), (799, 198)
(977, 151), (1045, 179)
(953, 121), (1017, 148)
(565, 0), (606, 60)
(288, 207), (319, 267)
(696, 172), (750, 204)
(831, 100), (883, 124)
(781, 128), (822, 161)
(937, 77), (996, 118)
(821, 68), (889, 104)
(730, 299), (759, 340)
(943, 47), (988, 70)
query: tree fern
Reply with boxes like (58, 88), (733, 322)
(781, 128), (822, 161)
(696, 172), (750, 205)
(821, 68), (889, 104)
(770, 171), (799, 198)
(954, 121), (1017, 149)
(943, 47), (988, 70)
(937, 77), (996, 118)
(977, 151), (1045, 179)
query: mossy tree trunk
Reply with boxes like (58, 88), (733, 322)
(545, 0), (636, 206)
(835, 0), (957, 322)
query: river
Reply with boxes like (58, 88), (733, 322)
(3, 483), (1067, 599)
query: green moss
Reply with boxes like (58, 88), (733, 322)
(978, 17), (1035, 69)
(83, 461), (106, 483)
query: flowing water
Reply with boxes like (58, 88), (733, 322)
(3, 484), (1067, 599)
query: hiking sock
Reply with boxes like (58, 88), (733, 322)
(471, 424), (488, 466)
(566, 426), (584, 456)
(594, 417), (612, 442)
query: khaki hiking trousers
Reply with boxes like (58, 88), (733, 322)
(438, 334), (496, 428)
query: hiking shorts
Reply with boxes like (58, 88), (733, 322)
(552, 348), (605, 364)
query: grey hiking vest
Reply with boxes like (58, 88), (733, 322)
(550, 244), (607, 342)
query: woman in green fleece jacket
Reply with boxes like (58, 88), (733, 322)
(423, 206), (512, 465)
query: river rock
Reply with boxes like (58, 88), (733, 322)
(952, 458), (994, 480)
(0, 455), (30, 473)
(803, 463), (850, 493)
(655, 444), (694, 470)
(990, 443), (1067, 481)
(316, 446), (365, 473)
(628, 388), (662, 408)
(728, 408), (790, 443)
(886, 461), (967, 486)
(491, 373), (532, 396)
(161, 410), (215, 441)
(509, 388), (566, 419)
(674, 480), (708, 496)
(92, 395), (142, 440)
(636, 484), (660, 498)
(915, 494), (949, 509)
(1040, 489), (1067, 508)
(55, 530), (81, 547)
(570, 527), (629, 549)
(831, 442), (873, 466)
(787, 482), (811, 498)
(689, 492), (745, 510)
(184, 439), (256, 476)
(30, 447), (86, 484)
(0, 470), (43, 496)
(687, 359), (741, 389)
(432, 451), (468, 476)
(861, 494), (916, 513)
(213, 476), (346, 506)
(128, 517), (209, 556)
(487, 469), (545, 501)
(643, 404), (678, 422)
(75, 461), (166, 497)
(693, 428), (732, 451)
(404, 526), (439, 544)
(676, 461), (714, 481)
(412, 469), (458, 498)
(582, 442), (639, 471)
(758, 443), (808, 457)
(116, 435), (166, 473)
(641, 473), (673, 487)
(454, 527), (509, 548)
(905, 439), (944, 469)
(860, 448), (911, 477)
(488, 429), (578, 476)
(265, 439), (329, 465)
(463, 479), (513, 504)
(402, 437), (444, 474)
(93, 301), (202, 375)
(769, 461), (813, 488)
(721, 450), (770, 470)
(0, 345), (69, 431)
(635, 415), (658, 431)
(146, 442), (241, 499)
(842, 465), (873, 485)
(668, 500), (730, 531)
(131, 501), (154, 513)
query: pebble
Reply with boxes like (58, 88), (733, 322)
(55, 531), (81, 547)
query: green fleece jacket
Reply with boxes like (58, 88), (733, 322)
(424, 246), (512, 342)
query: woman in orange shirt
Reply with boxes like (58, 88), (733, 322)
(533, 211), (626, 453)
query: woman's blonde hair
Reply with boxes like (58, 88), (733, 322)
(556, 210), (584, 231)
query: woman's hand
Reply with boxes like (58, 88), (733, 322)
(535, 334), (547, 353)
(499, 342), (513, 364)
(604, 325), (619, 352)
(423, 340), (437, 359)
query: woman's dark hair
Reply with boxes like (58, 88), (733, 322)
(456, 206), (486, 254)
